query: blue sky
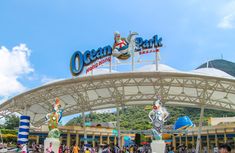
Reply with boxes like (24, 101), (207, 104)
(1, 0), (235, 123)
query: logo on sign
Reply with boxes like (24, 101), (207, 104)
(70, 32), (162, 76)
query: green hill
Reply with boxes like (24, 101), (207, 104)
(66, 106), (235, 130)
(197, 59), (235, 77)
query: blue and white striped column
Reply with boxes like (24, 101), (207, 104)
(17, 115), (30, 144)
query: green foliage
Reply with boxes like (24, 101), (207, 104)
(65, 116), (83, 126)
(0, 129), (17, 143)
(2, 134), (17, 143)
(66, 106), (235, 130)
(0, 129), (17, 135)
(3, 115), (19, 130)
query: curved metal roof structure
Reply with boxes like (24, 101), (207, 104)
(191, 68), (234, 78)
(1, 70), (235, 126)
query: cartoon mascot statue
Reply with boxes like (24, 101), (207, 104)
(45, 97), (63, 138)
(112, 31), (138, 60)
(149, 98), (169, 140)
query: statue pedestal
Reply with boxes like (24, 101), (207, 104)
(44, 138), (60, 153)
(151, 140), (166, 153)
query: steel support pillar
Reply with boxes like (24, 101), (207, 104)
(66, 130), (71, 147)
(100, 133), (103, 145)
(76, 130), (79, 146)
(155, 51), (159, 71)
(207, 130), (210, 153)
(92, 133), (95, 147)
(224, 128), (227, 143)
(117, 107), (121, 148)
(196, 105), (205, 153)
(109, 56), (112, 73)
(82, 111), (87, 144)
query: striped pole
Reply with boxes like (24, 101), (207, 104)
(17, 116), (30, 144)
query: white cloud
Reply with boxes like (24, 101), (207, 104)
(218, 14), (235, 29)
(217, 1), (235, 29)
(0, 44), (33, 99)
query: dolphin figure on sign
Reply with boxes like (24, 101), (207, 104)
(112, 31), (138, 60)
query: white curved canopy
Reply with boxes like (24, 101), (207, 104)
(1, 71), (235, 126)
(191, 68), (234, 78)
(136, 64), (178, 72)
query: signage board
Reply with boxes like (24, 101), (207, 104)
(70, 32), (163, 76)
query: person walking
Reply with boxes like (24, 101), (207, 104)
(45, 142), (53, 153)
(114, 145), (120, 153)
(219, 144), (231, 153)
(59, 144), (63, 153)
(72, 143), (80, 153)
(168, 146), (174, 153)
(65, 145), (70, 153)
(129, 145), (134, 153)
(91, 147), (95, 153)
(85, 148), (91, 153)
(21, 144), (27, 153)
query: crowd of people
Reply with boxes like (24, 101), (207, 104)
(27, 143), (153, 153)
(166, 143), (232, 153)
(55, 143), (151, 153)
(16, 142), (232, 153)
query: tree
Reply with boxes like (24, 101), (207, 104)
(4, 115), (20, 130)
(65, 106), (235, 130)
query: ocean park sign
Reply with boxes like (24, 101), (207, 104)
(70, 32), (163, 76)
